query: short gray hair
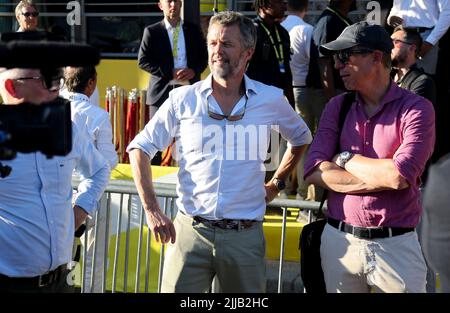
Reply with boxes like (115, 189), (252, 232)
(208, 11), (256, 51)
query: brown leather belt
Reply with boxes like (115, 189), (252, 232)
(193, 216), (257, 230)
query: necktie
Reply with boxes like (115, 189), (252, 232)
(172, 24), (180, 58)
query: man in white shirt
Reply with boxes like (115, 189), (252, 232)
(281, 0), (316, 202)
(63, 66), (117, 293)
(127, 11), (312, 293)
(388, 0), (450, 75)
(0, 67), (109, 292)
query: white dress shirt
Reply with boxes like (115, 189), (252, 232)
(65, 91), (118, 169)
(127, 74), (312, 221)
(388, 0), (450, 45)
(164, 18), (189, 86)
(0, 122), (110, 277)
(282, 15), (314, 86)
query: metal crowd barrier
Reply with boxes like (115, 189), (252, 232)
(72, 178), (323, 293)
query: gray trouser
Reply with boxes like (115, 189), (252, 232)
(293, 87), (327, 198)
(161, 212), (266, 293)
(417, 29), (439, 75)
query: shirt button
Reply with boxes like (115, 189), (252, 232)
(366, 142), (369, 145)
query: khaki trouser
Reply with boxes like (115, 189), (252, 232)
(320, 223), (427, 293)
(161, 212), (266, 293)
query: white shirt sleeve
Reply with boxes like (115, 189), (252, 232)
(273, 94), (312, 147)
(126, 94), (178, 158)
(387, 0), (402, 25)
(73, 123), (110, 215)
(426, 0), (450, 45)
(96, 114), (118, 169)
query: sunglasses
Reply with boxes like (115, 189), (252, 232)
(21, 12), (39, 17)
(333, 48), (375, 65)
(15, 76), (65, 92)
(207, 94), (248, 121)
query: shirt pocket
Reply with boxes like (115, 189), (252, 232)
(57, 157), (76, 197)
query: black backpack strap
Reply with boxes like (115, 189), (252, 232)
(317, 92), (355, 216)
(400, 68), (425, 91)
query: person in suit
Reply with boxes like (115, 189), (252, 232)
(138, 0), (207, 165)
(138, 0), (208, 120)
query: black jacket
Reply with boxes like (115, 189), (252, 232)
(138, 20), (208, 107)
(246, 17), (294, 106)
(392, 64), (436, 106)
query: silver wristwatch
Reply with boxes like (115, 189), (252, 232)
(336, 151), (354, 168)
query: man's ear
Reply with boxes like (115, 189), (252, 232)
(373, 50), (383, 64)
(4, 79), (17, 98)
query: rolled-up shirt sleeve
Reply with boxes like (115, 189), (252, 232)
(426, 0), (450, 45)
(393, 98), (435, 185)
(275, 94), (312, 147)
(126, 93), (178, 158)
(304, 96), (342, 179)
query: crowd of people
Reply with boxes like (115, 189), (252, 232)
(0, 0), (449, 293)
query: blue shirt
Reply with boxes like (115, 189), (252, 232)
(0, 123), (110, 277)
(127, 74), (312, 221)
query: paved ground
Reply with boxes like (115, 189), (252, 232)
(266, 259), (304, 293)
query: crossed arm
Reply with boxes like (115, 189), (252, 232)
(305, 154), (410, 194)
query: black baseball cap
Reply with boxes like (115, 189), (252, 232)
(319, 21), (394, 55)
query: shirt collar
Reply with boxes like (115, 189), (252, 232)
(65, 91), (90, 103)
(163, 18), (182, 31)
(355, 80), (404, 107)
(199, 74), (258, 98)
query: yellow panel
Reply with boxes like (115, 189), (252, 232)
(96, 59), (149, 109)
(200, 0), (227, 12)
(111, 164), (178, 181)
(96, 59), (210, 110)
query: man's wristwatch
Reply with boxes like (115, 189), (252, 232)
(272, 177), (286, 191)
(336, 151), (354, 169)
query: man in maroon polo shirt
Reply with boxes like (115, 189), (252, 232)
(304, 21), (435, 293)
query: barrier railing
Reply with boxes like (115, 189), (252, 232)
(72, 177), (324, 293)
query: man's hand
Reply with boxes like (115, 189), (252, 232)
(174, 68), (195, 81)
(264, 181), (279, 203)
(388, 15), (404, 28)
(73, 205), (88, 230)
(420, 41), (434, 58)
(145, 208), (176, 244)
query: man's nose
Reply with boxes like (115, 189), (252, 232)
(334, 58), (345, 70)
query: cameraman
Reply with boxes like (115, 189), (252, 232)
(0, 68), (109, 292)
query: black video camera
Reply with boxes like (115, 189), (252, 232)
(0, 97), (72, 160)
(0, 32), (100, 177)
